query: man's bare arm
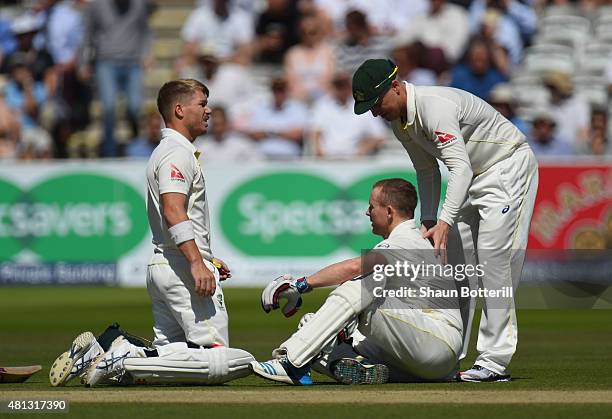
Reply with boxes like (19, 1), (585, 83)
(161, 192), (215, 296)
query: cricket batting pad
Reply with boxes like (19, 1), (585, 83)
(123, 343), (254, 385)
(283, 280), (368, 367)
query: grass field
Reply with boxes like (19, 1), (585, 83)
(1, 286), (611, 418)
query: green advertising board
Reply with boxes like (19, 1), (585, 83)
(220, 169), (447, 256)
(0, 173), (148, 262)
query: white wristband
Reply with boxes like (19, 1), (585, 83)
(168, 220), (195, 245)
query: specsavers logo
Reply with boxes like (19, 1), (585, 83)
(220, 170), (446, 256)
(0, 174), (148, 261)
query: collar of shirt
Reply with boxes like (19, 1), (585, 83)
(161, 128), (200, 158)
(402, 81), (417, 129)
(387, 218), (417, 240)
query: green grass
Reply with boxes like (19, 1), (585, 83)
(0, 287), (611, 418)
(52, 403), (612, 419)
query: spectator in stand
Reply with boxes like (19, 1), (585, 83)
(245, 77), (307, 159)
(543, 71), (590, 152)
(1, 13), (54, 85)
(0, 76), (21, 160)
(195, 106), (261, 161)
(391, 40), (437, 86)
(178, 46), (255, 116)
(82, 0), (154, 157)
(488, 83), (529, 135)
(253, 0), (300, 64)
(527, 108), (574, 157)
(477, 9), (511, 75)
(583, 107), (611, 156)
(37, 0), (91, 158)
(450, 38), (507, 100)
(125, 107), (161, 158)
(469, 0), (530, 65)
(284, 15), (335, 104)
(394, 0), (470, 68)
(312, 0), (429, 37)
(179, 0), (253, 67)
(310, 72), (387, 158)
(0, 12), (17, 65)
(5, 53), (47, 130)
(334, 9), (391, 74)
(4, 53), (53, 159)
(469, 0), (536, 45)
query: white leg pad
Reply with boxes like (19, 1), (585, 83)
(123, 344), (254, 385)
(283, 280), (366, 368)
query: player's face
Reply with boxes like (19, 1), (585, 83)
(370, 84), (403, 121)
(181, 90), (211, 138)
(366, 187), (389, 238)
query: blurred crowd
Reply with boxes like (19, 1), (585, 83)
(0, 0), (610, 162)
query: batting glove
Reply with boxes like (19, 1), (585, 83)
(261, 275), (312, 317)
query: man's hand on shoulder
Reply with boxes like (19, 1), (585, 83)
(420, 219), (437, 246)
(422, 220), (450, 263)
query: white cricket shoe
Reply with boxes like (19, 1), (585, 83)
(457, 365), (511, 382)
(83, 336), (144, 387)
(49, 331), (103, 387)
(250, 358), (313, 385)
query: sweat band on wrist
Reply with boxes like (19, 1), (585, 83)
(168, 220), (195, 245)
(295, 277), (312, 294)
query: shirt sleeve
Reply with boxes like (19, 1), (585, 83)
(402, 139), (441, 223)
(419, 96), (473, 226)
(157, 148), (194, 195)
(374, 239), (391, 249)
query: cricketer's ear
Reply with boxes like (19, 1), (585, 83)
(174, 102), (184, 119)
(391, 79), (401, 94)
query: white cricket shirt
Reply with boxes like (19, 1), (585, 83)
(373, 219), (462, 326)
(391, 82), (526, 226)
(146, 128), (213, 261)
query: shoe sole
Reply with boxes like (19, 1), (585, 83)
(331, 358), (389, 385)
(49, 331), (96, 387)
(456, 373), (512, 383)
(81, 351), (107, 387)
(248, 362), (297, 385)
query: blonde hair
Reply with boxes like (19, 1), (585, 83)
(156, 79), (209, 122)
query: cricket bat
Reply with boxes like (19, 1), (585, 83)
(0, 365), (42, 383)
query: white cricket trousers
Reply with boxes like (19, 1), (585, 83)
(282, 280), (463, 381)
(449, 143), (539, 375)
(146, 251), (229, 348)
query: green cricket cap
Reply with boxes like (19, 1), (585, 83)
(352, 59), (398, 115)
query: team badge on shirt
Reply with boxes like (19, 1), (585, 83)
(434, 131), (457, 144)
(170, 164), (185, 182)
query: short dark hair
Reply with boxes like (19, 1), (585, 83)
(372, 178), (418, 217)
(157, 79), (209, 122)
(345, 9), (367, 28)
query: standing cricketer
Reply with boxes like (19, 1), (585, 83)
(351, 59), (538, 382)
(49, 79), (254, 387)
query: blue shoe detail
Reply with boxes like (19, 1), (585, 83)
(283, 360), (312, 386)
